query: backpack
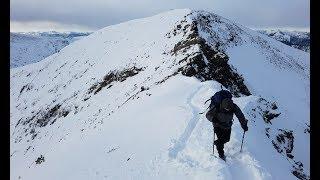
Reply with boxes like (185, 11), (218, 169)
(205, 90), (232, 122)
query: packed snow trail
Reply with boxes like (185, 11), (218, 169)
(168, 85), (203, 158)
(162, 81), (272, 180)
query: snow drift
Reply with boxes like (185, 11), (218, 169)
(10, 9), (309, 180)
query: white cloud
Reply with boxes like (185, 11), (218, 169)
(10, 20), (96, 32)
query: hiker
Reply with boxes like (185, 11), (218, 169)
(205, 89), (248, 161)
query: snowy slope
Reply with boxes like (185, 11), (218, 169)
(10, 9), (309, 180)
(257, 30), (310, 52)
(10, 32), (91, 68)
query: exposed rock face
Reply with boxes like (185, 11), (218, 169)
(13, 103), (71, 142)
(35, 155), (45, 164)
(87, 66), (144, 95)
(271, 129), (309, 180)
(248, 97), (309, 180)
(168, 13), (251, 97)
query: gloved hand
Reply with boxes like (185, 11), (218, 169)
(243, 124), (248, 132)
(242, 119), (248, 132)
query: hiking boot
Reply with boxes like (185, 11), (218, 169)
(219, 154), (226, 161)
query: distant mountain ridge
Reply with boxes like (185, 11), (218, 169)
(10, 31), (92, 68)
(257, 29), (309, 52)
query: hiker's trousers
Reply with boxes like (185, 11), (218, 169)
(214, 126), (231, 156)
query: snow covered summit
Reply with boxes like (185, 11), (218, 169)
(10, 9), (309, 180)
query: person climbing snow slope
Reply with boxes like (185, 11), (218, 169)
(205, 89), (248, 161)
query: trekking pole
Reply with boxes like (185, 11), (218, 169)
(213, 123), (215, 155)
(199, 106), (209, 114)
(240, 131), (246, 153)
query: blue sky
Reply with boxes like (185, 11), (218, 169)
(10, 0), (310, 32)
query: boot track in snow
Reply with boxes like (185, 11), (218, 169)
(168, 84), (203, 158)
(166, 82), (272, 180)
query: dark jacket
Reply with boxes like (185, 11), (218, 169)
(207, 103), (247, 130)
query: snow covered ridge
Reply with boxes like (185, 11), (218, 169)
(10, 9), (309, 180)
(10, 31), (92, 68)
(257, 29), (310, 52)
(10, 29), (308, 69)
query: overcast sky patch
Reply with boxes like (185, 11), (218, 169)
(10, 0), (309, 32)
